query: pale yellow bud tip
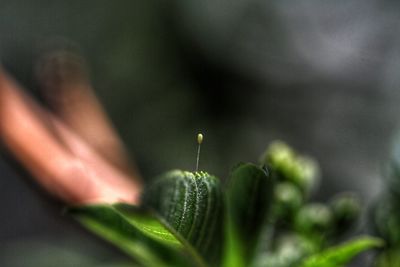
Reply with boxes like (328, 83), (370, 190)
(197, 133), (204, 144)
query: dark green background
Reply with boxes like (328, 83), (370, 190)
(1, 1), (400, 266)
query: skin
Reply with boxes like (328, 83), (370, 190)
(0, 53), (142, 205)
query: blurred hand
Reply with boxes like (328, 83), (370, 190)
(0, 51), (142, 205)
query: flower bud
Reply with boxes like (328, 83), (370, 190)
(274, 182), (303, 220)
(295, 203), (333, 234)
(261, 141), (319, 195)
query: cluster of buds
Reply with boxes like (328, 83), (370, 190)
(256, 141), (361, 267)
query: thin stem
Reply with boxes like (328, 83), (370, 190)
(196, 144), (201, 172)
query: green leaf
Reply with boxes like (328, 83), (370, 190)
(300, 236), (384, 267)
(142, 170), (225, 267)
(223, 218), (246, 267)
(224, 163), (274, 267)
(69, 204), (201, 267)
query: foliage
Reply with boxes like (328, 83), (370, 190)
(371, 135), (400, 267)
(300, 237), (383, 267)
(70, 141), (383, 267)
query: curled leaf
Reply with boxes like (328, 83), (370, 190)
(142, 170), (224, 267)
(224, 163), (274, 267)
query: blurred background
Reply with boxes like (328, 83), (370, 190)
(1, 0), (400, 266)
